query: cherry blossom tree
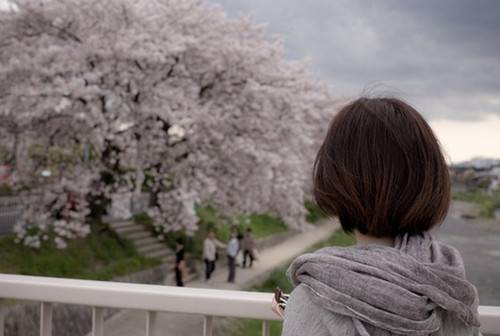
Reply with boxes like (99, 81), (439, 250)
(0, 0), (333, 248)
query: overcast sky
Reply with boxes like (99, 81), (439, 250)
(1, 0), (499, 162)
(210, 0), (500, 162)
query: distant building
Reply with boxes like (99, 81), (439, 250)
(489, 167), (500, 191)
(450, 157), (500, 191)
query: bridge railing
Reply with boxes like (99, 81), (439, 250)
(0, 273), (499, 336)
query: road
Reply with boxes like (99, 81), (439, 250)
(433, 208), (500, 306)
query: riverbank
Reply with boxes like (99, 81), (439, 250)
(93, 219), (339, 336)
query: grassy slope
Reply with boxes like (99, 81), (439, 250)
(196, 207), (289, 241)
(0, 226), (160, 280)
(227, 228), (356, 336)
(0, 200), (322, 281)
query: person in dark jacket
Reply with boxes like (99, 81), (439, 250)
(174, 237), (186, 287)
(241, 228), (255, 268)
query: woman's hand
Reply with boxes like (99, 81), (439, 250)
(271, 295), (285, 319)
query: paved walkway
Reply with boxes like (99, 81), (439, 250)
(97, 220), (339, 336)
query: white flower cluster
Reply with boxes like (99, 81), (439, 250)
(12, 171), (93, 248)
(1, 0), (334, 249)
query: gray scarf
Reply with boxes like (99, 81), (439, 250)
(287, 232), (480, 335)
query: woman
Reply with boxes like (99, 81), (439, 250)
(274, 97), (481, 335)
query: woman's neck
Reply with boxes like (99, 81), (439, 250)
(355, 231), (394, 247)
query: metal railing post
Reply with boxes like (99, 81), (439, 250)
(92, 307), (104, 336)
(203, 315), (213, 336)
(146, 311), (157, 336)
(0, 305), (5, 336)
(262, 320), (270, 336)
(40, 302), (53, 336)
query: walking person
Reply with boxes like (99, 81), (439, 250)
(174, 237), (186, 287)
(202, 231), (224, 281)
(242, 228), (255, 268)
(226, 231), (239, 283)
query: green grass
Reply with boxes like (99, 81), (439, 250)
(308, 228), (356, 251)
(304, 199), (327, 224)
(0, 223), (161, 280)
(134, 206), (289, 259)
(195, 206), (288, 240)
(452, 189), (500, 218)
(244, 213), (289, 238)
(226, 228), (356, 336)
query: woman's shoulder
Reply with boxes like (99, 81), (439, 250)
(282, 284), (356, 336)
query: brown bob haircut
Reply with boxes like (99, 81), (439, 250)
(313, 97), (450, 237)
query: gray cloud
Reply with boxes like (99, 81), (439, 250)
(210, 0), (500, 120)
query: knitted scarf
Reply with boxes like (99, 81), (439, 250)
(287, 232), (480, 335)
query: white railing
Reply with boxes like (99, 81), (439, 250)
(0, 273), (499, 336)
(0, 273), (279, 336)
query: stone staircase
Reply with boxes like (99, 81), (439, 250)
(109, 220), (175, 264)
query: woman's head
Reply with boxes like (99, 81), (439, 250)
(313, 97), (450, 237)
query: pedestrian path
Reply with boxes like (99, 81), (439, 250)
(97, 220), (339, 336)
